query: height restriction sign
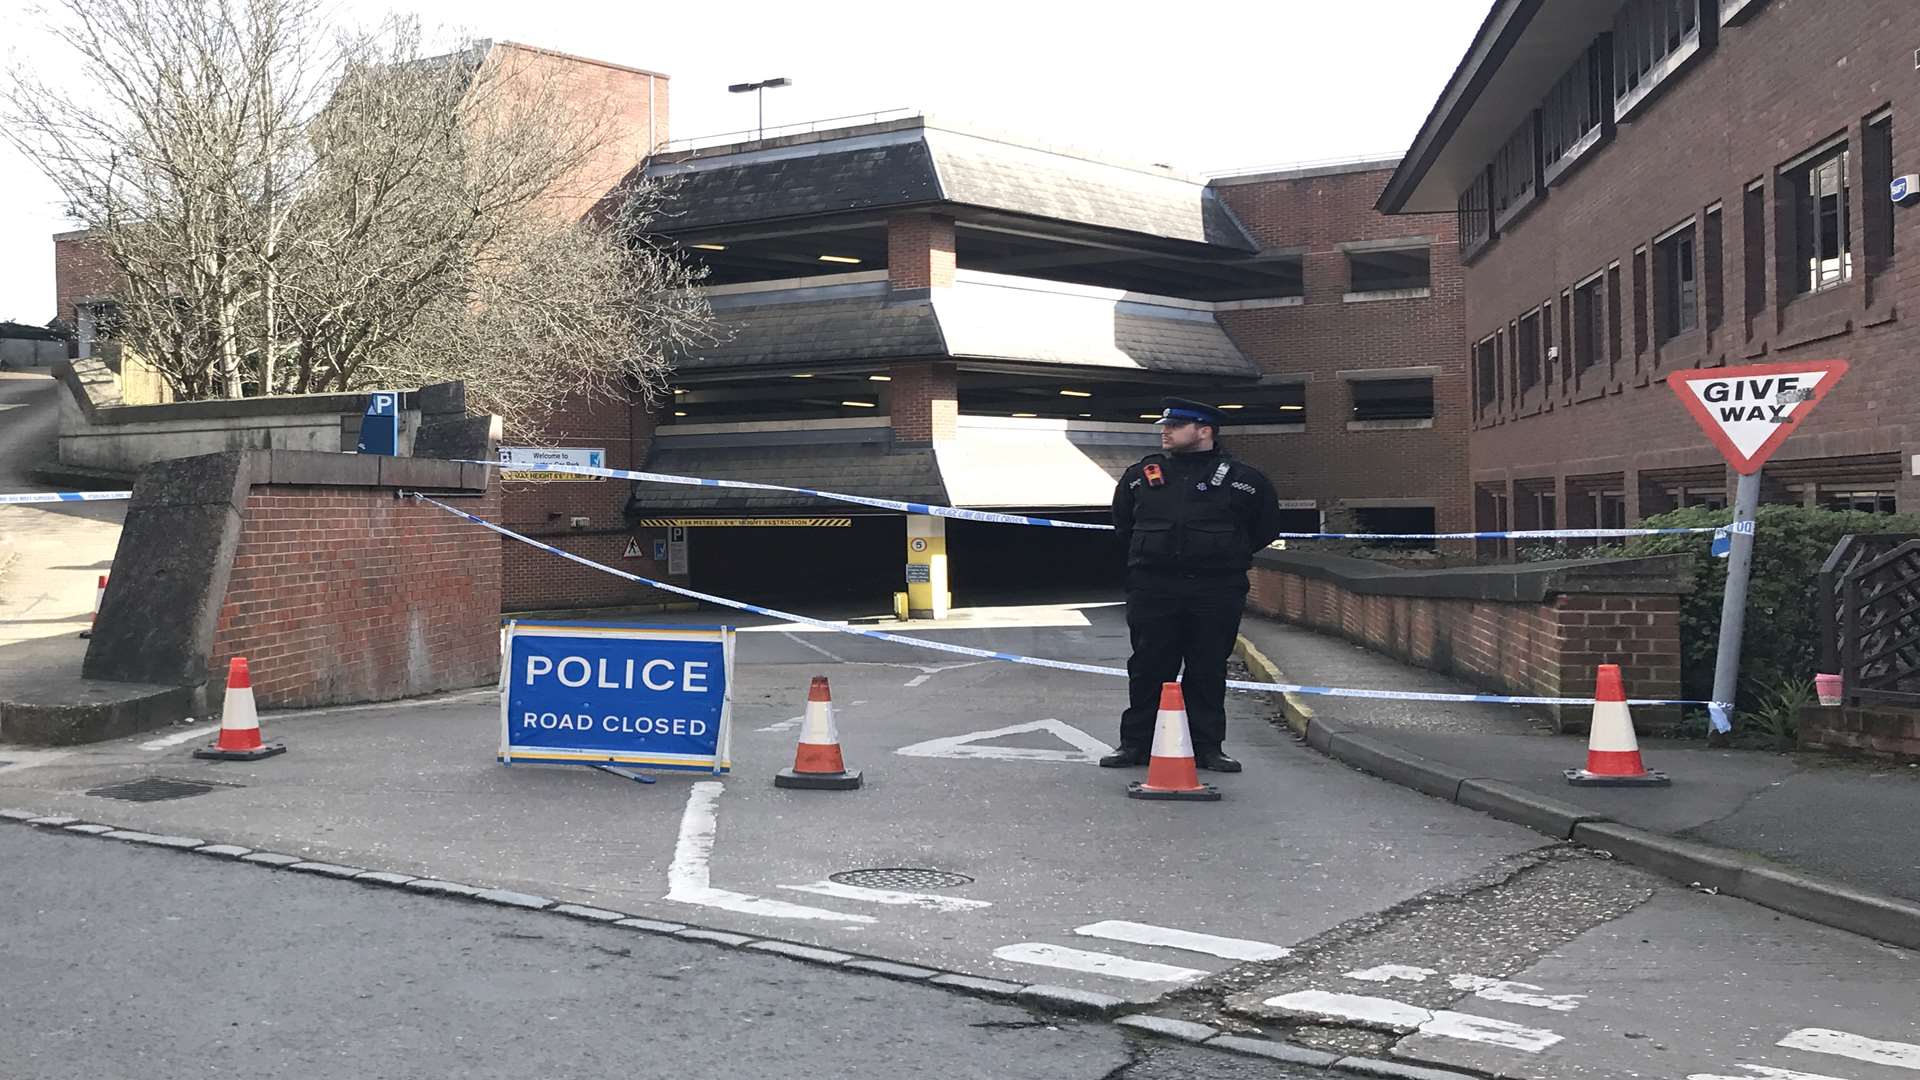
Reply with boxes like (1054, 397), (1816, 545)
(1668, 360), (1849, 473)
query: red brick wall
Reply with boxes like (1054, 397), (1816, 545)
(489, 43), (669, 226)
(52, 231), (118, 341)
(888, 361), (958, 443)
(1247, 564), (1682, 728)
(209, 481), (504, 709)
(1458, 0), (1920, 519)
(887, 213), (956, 290)
(1214, 167), (1471, 530)
(500, 389), (684, 611)
(1800, 702), (1920, 761)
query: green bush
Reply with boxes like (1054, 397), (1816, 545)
(1619, 505), (1920, 708)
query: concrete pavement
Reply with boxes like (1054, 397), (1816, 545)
(5, 597), (1917, 1079)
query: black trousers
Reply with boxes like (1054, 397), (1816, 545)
(1120, 576), (1249, 753)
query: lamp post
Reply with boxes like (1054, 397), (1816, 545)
(727, 77), (792, 141)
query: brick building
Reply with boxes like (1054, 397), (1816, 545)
(1379, 0), (1920, 532)
(617, 117), (1465, 613)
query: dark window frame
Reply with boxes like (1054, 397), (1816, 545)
(1787, 141), (1852, 297)
(1346, 245), (1432, 295)
(1704, 206), (1724, 331)
(1573, 273), (1603, 377)
(1517, 309), (1543, 395)
(1655, 221), (1700, 342)
(1349, 377), (1436, 423)
(1458, 168), (1496, 262)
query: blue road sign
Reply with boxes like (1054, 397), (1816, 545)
(501, 622), (734, 773)
(358, 392), (399, 456)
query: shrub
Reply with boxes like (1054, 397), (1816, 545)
(1620, 505), (1920, 708)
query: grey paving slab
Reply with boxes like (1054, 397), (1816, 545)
(1116, 1015), (1219, 1042)
(192, 843), (252, 858)
(239, 851), (301, 867)
(286, 861), (364, 879)
(62, 823), (114, 835)
(675, 928), (755, 947)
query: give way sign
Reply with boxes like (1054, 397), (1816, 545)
(1669, 360), (1849, 474)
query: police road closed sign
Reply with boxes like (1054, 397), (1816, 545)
(1669, 360), (1848, 474)
(501, 622), (734, 773)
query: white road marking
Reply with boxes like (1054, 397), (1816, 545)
(1779, 1028), (1920, 1072)
(779, 880), (992, 913)
(993, 942), (1207, 983)
(665, 781), (873, 924)
(780, 631), (848, 663)
(896, 719), (1113, 765)
(902, 662), (987, 688)
(1447, 974), (1584, 1012)
(1263, 991), (1563, 1054)
(1346, 964), (1437, 983)
(1075, 920), (1291, 961)
(755, 714), (806, 733)
(140, 724), (216, 750)
(1699, 1064), (1873, 1080)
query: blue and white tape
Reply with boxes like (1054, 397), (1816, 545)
(463, 459), (1732, 541)
(405, 491), (1727, 713)
(0, 490), (133, 505)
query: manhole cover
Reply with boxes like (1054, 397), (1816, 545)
(85, 777), (222, 802)
(830, 867), (973, 891)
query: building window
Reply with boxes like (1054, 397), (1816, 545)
(1557, 291), (1572, 384)
(1704, 206), (1724, 331)
(1491, 116), (1539, 223)
(1600, 492), (1628, 530)
(1632, 248), (1649, 355)
(1517, 310), (1542, 393)
(1347, 246), (1430, 295)
(1865, 112), (1894, 273)
(1614, 0), (1701, 112)
(1541, 43), (1606, 170)
(1606, 264), (1623, 368)
(1573, 275), (1603, 375)
(1458, 169), (1495, 260)
(1656, 222), (1699, 341)
(1743, 180), (1766, 328)
(1352, 506), (1437, 548)
(1475, 336), (1497, 412)
(1350, 378), (1434, 422)
(75, 301), (122, 359)
(1789, 142), (1851, 295)
(1822, 490), (1897, 514)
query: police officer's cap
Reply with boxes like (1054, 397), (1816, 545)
(1154, 397), (1228, 428)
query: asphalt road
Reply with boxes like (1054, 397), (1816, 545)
(0, 825), (1309, 1080)
(0, 370), (60, 489)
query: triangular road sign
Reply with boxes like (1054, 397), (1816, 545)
(1669, 360), (1848, 474)
(895, 719), (1114, 764)
(623, 537), (643, 558)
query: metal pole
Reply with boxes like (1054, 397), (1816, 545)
(1708, 469), (1762, 733)
(757, 88), (764, 140)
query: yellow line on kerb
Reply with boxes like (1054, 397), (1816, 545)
(1235, 634), (1312, 735)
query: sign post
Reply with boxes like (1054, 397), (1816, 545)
(500, 622), (734, 780)
(1669, 360), (1848, 732)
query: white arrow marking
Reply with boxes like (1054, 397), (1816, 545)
(140, 724), (217, 750)
(1689, 1067), (1852, 1080)
(1263, 991), (1562, 1053)
(1346, 964), (1438, 983)
(665, 782), (872, 923)
(779, 880), (991, 913)
(1779, 1028), (1920, 1072)
(1448, 974), (1585, 1011)
(1075, 921), (1291, 961)
(993, 942), (1207, 983)
(755, 714), (806, 733)
(896, 719), (1114, 764)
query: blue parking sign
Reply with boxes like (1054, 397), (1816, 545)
(501, 622), (734, 773)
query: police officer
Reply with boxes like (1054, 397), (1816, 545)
(1104, 397), (1283, 772)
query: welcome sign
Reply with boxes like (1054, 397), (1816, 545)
(500, 622), (734, 773)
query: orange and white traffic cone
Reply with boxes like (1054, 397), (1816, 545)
(194, 657), (286, 761)
(78, 574), (106, 639)
(1127, 683), (1221, 802)
(774, 675), (861, 790)
(1565, 664), (1668, 786)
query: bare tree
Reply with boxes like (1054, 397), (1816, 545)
(4, 0), (711, 434)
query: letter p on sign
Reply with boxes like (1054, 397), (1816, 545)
(1669, 360), (1848, 474)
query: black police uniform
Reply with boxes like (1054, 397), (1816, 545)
(1108, 399), (1284, 769)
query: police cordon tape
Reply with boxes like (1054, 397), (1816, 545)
(457, 459), (1732, 541)
(0, 490), (133, 505)
(403, 490), (1732, 714)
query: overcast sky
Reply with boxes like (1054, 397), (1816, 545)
(0, 0), (1486, 322)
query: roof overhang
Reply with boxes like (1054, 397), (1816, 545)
(1378, 0), (1618, 214)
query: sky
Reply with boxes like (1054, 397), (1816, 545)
(0, 0), (1487, 323)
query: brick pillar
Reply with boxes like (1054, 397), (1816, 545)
(888, 213), (956, 290)
(888, 362), (958, 444)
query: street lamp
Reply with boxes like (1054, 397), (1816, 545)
(728, 77), (792, 141)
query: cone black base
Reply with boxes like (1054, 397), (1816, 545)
(1126, 782), (1221, 801)
(774, 768), (861, 790)
(1565, 768), (1669, 787)
(194, 743), (286, 762)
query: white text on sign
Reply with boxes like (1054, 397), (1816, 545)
(1701, 374), (1807, 423)
(523, 655), (712, 694)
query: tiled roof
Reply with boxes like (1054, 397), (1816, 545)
(681, 286), (946, 374)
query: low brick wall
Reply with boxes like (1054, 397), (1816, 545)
(86, 449), (502, 714)
(1248, 550), (1690, 730)
(1799, 702), (1920, 762)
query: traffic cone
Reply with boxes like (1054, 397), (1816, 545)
(1565, 664), (1668, 786)
(78, 574), (106, 639)
(194, 657), (286, 761)
(1127, 683), (1221, 801)
(774, 676), (861, 790)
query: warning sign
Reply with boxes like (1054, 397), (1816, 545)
(623, 537), (643, 559)
(1669, 360), (1848, 474)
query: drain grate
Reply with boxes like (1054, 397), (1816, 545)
(830, 867), (973, 891)
(85, 777), (224, 802)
